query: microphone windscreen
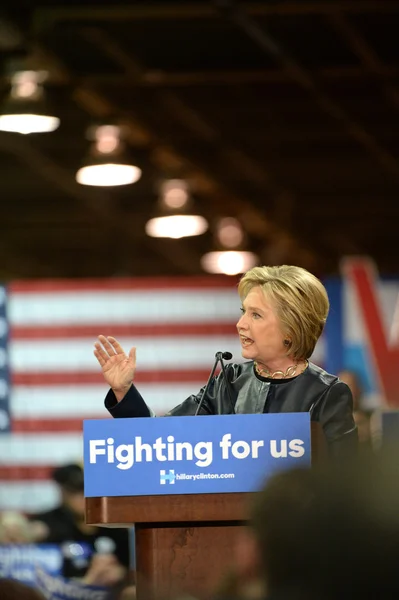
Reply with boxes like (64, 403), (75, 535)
(222, 351), (233, 360)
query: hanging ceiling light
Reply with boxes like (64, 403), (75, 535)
(0, 70), (60, 134)
(201, 217), (259, 275)
(201, 250), (258, 275)
(76, 125), (142, 187)
(145, 179), (208, 239)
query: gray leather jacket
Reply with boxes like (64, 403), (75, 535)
(105, 361), (357, 456)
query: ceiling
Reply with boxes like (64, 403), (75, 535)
(1, 0), (399, 280)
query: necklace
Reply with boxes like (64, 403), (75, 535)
(254, 360), (308, 379)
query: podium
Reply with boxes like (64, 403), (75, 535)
(85, 422), (326, 599)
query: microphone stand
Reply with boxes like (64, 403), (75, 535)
(195, 351), (234, 416)
(217, 352), (235, 414)
(194, 353), (220, 416)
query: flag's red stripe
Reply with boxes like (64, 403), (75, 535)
(9, 276), (237, 293)
(11, 322), (237, 339)
(0, 465), (54, 481)
(12, 414), (167, 433)
(12, 417), (106, 433)
(11, 369), (211, 385)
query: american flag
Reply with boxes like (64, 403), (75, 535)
(0, 276), (325, 513)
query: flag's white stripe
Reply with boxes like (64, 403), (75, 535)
(9, 336), (243, 372)
(8, 290), (240, 325)
(10, 342), (325, 420)
(0, 482), (59, 512)
(9, 332), (324, 417)
(11, 383), (205, 418)
(9, 336), (325, 373)
(0, 434), (83, 465)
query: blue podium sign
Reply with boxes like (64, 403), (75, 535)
(83, 413), (311, 497)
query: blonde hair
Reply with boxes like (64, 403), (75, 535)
(238, 265), (329, 360)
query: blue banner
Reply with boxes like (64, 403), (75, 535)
(0, 544), (63, 585)
(83, 413), (311, 497)
(35, 567), (109, 600)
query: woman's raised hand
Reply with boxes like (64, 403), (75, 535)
(94, 335), (136, 402)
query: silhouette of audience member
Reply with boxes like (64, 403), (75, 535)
(0, 510), (46, 544)
(28, 463), (129, 583)
(338, 369), (373, 446)
(0, 578), (45, 600)
(118, 583), (137, 600)
(246, 448), (399, 600)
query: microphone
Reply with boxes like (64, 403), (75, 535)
(216, 351), (233, 361)
(194, 351), (234, 416)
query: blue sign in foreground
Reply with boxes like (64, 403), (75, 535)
(0, 544), (62, 585)
(83, 413), (311, 497)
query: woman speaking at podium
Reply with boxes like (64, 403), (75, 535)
(94, 265), (357, 456)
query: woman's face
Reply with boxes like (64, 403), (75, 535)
(236, 286), (287, 365)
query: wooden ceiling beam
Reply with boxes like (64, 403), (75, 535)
(329, 12), (399, 114)
(74, 29), (279, 198)
(78, 64), (399, 88)
(0, 131), (117, 222)
(32, 1), (399, 32)
(225, 3), (399, 184)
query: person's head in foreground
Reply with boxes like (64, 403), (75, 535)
(237, 265), (328, 378)
(248, 447), (399, 600)
(0, 579), (45, 600)
(52, 462), (85, 518)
